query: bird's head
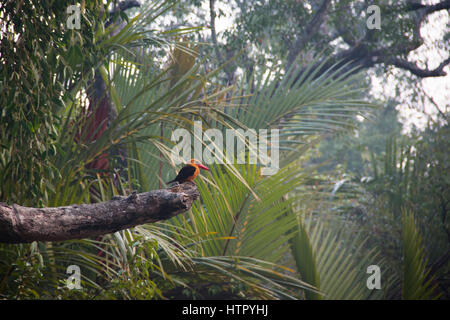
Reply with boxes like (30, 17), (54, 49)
(190, 159), (209, 171)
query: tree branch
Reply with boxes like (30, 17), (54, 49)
(0, 182), (199, 244)
(388, 56), (450, 77)
(287, 0), (331, 67)
(317, 1), (450, 79)
(406, 1), (450, 15)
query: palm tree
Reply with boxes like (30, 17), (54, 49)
(1, 0), (387, 300)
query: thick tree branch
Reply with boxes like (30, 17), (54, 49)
(425, 0), (450, 14)
(406, 1), (450, 15)
(308, 1), (449, 80)
(388, 56), (450, 77)
(0, 182), (199, 244)
(287, 0), (331, 67)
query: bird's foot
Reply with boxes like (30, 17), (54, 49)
(167, 181), (180, 188)
(127, 190), (138, 202)
(167, 182), (181, 192)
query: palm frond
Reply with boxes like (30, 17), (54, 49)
(300, 214), (384, 300)
(402, 210), (440, 300)
(290, 218), (321, 299)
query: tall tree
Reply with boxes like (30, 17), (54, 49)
(161, 0), (449, 115)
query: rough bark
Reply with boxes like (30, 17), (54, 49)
(0, 182), (199, 244)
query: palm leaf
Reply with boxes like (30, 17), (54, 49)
(298, 214), (384, 300)
(290, 218), (321, 299)
(402, 210), (440, 300)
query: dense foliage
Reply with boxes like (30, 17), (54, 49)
(0, 0), (448, 300)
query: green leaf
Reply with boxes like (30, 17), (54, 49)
(402, 210), (440, 300)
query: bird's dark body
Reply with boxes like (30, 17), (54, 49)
(167, 164), (197, 184)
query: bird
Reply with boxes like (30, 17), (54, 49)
(167, 159), (209, 184)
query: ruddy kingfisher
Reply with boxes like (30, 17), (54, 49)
(167, 159), (209, 184)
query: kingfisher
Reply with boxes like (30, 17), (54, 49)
(167, 159), (209, 184)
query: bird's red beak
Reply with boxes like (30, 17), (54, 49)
(197, 163), (209, 171)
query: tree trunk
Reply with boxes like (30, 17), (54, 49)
(0, 182), (199, 244)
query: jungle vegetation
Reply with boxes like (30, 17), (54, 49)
(0, 0), (448, 300)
